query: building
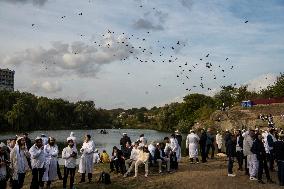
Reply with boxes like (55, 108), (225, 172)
(0, 68), (15, 91)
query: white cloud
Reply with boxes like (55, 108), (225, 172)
(2, 34), (138, 77)
(30, 80), (62, 93)
(245, 73), (277, 92)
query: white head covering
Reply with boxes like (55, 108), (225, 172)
(67, 137), (73, 142)
(35, 136), (42, 141)
(0, 142), (6, 148)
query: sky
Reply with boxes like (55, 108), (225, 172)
(0, 0), (283, 109)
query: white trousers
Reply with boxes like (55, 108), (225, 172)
(247, 154), (258, 177)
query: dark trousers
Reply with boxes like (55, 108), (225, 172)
(228, 156), (234, 174)
(80, 173), (92, 182)
(170, 152), (178, 170)
(110, 159), (125, 173)
(63, 167), (76, 189)
(218, 148), (222, 153)
(0, 179), (7, 189)
(236, 151), (244, 170)
(30, 168), (44, 189)
(57, 161), (62, 179)
(206, 144), (215, 158)
(258, 158), (271, 181)
(12, 173), (26, 189)
(267, 151), (275, 171)
(200, 144), (207, 162)
(278, 161), (284, 186)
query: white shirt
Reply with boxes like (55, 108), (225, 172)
(130, 148), (139, 161)
(62, 146), (78, 168)
(29, 144), (46, 169)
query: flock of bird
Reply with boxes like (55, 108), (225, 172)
(31, 2), (251, 95)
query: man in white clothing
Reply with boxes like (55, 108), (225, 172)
(78, 134), (95, 183)
(216, 131), (223, 153)
(243, 130), (258, 181)
(62, 138), (77, 189)
(186, 130), (200, 164)
(43, 137), (58, 189)
(124, 142), (139, 177)
(29, 137), (46, 189)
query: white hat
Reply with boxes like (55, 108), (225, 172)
(190, 130), (194, 133)
(35, 136), (42, 141)
(67, 137), (73, 142)
(0, 142), (6, 148)
(175, 130), (179, 133)
(123, 133), (127, 135)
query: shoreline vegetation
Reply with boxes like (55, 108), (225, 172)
(0, 74), (283, 134)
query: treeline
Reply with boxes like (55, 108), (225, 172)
(0, 73), (283, 133)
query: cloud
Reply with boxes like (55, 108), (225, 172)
(178, 0), (194, 10)
(2, 0), (48, 6)
(133, 10), (168, 31)
(30, 80), (62, 93)
(245, 73), (277, 92)
(2, 34), (138, 77)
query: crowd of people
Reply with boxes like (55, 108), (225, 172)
(0, 127), (284, 189)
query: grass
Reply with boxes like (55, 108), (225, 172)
(16, 156), (283, 189)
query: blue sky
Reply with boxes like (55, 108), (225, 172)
(0, 0), (283, 109)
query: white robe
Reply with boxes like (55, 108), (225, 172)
(43, 144), (58, 182)
(78, 140), (95, 174)
(186, 133), (200, 158)
(216, 133), (223, 149)
(170, 138), (181, 162)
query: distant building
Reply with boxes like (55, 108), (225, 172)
(0, 68), (15, 91)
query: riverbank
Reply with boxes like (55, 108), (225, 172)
(17, 156), (282, 189)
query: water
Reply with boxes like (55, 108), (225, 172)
(0, 129), (172, 155)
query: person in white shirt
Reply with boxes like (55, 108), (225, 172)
(216, 131), (223, 153)
(69, 132), (77, 148)
(139, 134), (147, 146)
(10, 136), (30, 189)
(62, 137), (78, 189)
(43, 137), (58, 189)
(29, 137), (45, 189)
(186, 130), (200, 164)
(170, 134), (181, 170)
(134, 146), (150, 178)
(124, 142), (139, 177)
(40, 134), (48, 146)
(78, 134), (95, 183)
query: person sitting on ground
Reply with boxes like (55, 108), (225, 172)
(124, 142), (139, 177)
(139, 134), (147, 146)
(134, 145), (150, 178)
(100, 150), (110, 164)
(154, 143), (170, 174)
(122, 142), (132, 162)
(148, 141), (156, 165)
(110, 146), (124, 174)
(120, 133), (131, 151)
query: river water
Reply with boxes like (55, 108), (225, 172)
(0, 129), (172, 156)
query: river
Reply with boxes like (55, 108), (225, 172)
(0, 129), (173, 155)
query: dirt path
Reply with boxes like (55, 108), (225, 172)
(19, 157), (282, 189)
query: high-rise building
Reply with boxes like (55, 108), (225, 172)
(0, 68), (15, 91)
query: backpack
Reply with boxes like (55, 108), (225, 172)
(98, 171), (111, 184)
